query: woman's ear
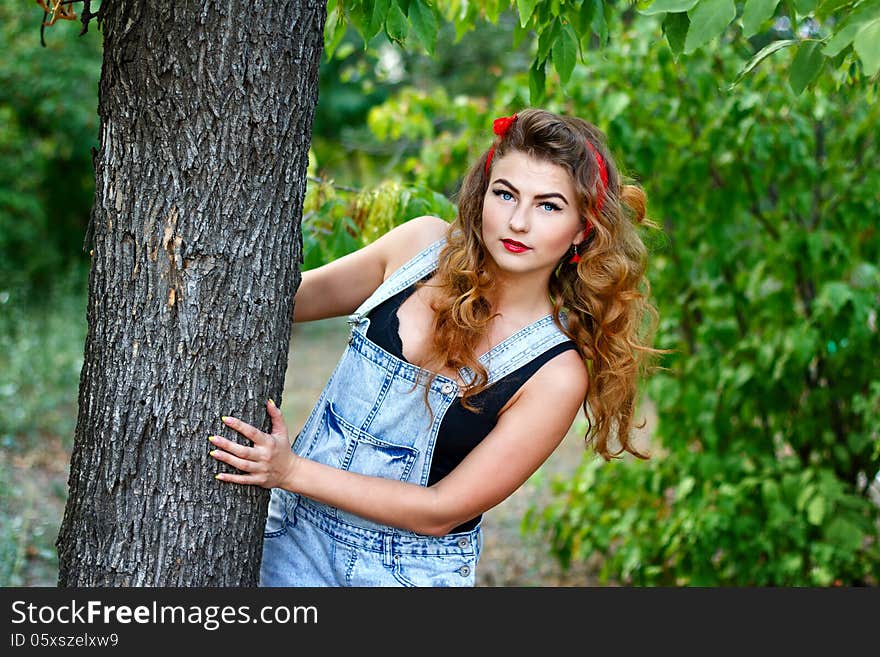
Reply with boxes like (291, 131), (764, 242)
(573, 221), (593, 246)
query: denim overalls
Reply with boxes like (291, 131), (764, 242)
(259, 236), (572, 586)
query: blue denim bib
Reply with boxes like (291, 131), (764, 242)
(260, 236), (572, 586)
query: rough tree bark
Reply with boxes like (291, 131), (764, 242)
(56, 0), (326, 586)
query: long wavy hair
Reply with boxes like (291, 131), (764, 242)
(416, 108), (666, 460)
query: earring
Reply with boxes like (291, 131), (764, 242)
(568, 244), (580, 264)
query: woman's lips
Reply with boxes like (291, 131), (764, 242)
(501, 239), (530, 253)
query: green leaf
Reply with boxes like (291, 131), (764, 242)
(552, 24), (579, 86)
(761, 479), (780, 503)
(685, 0), (737, 53)
(816, 0), (851, 22)
(817, 281), (855, 315)
(796, 484), (816, 512)
(409, 0), (438, 54)
(825, 517), (863, 550)
(604, 92), (631, 121)
(729, 39), (798, 88)
(322, 0), (347, 58)
(577, 0), (596, 35)
(854, 18), (880, 76)
(676, 476), (696, 500)
(365, 0), (391, 41)
(790, 40), (826, 94)
(742, 0), (782, 38)
(323, 3), (349, 60)
(513, 16), (530, 48)
(516, 0), (540, 27)
(592, 0), (609, 46)
(484, 0), (503, 23)
(529, 59), (547, 105)
(823, 0), (880, 57)
(663, 11), (690, 56)
(639, 0), (700, 15)
(537, 19), (561, 63)
(345, 1), (366, 39)
(385, 3), (409, 45)
(806, 495), (826, 525)
(793, 0), (819, 13)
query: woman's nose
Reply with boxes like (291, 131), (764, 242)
(507, 206), (530, 232)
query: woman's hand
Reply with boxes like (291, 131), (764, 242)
(209, 399), (299, 489)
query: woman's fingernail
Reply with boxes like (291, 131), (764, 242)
(268, 399), (275, 407)
(215, 474), (223, 480)
(222, 416), (232, 424)
(209, 450), (216, 457)
(208, 435), (216, 443)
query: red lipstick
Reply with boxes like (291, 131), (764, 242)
(501, 239), (530, 253)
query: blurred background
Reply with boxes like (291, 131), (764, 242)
(1, 0), (878, 586)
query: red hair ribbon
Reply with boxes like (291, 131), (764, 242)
(484, 113), (518, 176)
(585, 140), (608, 213)
(571, 142), (608, 264)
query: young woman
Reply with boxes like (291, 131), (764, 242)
(208, 109), (663, 586)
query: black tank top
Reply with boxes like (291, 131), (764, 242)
(366, 279), (577, 532)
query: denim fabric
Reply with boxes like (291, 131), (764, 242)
(259, 236), (571, 587)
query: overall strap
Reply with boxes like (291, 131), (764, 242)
(459, 313), (573, 389)
(350, 236), (446, 321)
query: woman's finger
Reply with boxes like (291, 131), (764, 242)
(266, 399), (289, 437)
(221, 415), (266, 444)
(215, 472), (261, 485)
(210, 447), (259, 473)
(207, 435), (253, 458)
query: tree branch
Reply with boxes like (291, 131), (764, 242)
(810, 119), (825, 231)
(307, 175), (361, 194)
(742, 167), (781, 240)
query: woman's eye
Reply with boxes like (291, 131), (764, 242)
(541, 202), (562, 212)
(493, 190), (514, 202)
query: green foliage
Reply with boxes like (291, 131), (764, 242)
(366, 88), (494, 195)
(508, 17), (879, 586)
(311, 32), (395, 174)
(648, 0), (880, 93)
(329, 1), (878, 104)
(0, 0), (101, 294)
(301, 165), (456, 268)
(526, 447), (879, 585)
(313, 15), (531, 187)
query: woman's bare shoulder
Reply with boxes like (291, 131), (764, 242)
(382, 215), (451, 278)
(496, 346), (588, 420)
(522, 347), (589, 406)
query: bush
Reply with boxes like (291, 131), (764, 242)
(519, 18), (880, 586)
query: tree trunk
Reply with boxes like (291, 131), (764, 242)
(56, 0), (326, 586)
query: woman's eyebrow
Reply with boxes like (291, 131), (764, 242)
(535, 192), (569, 205)
(492, 178), (569, 205)
(492, 178), (520, 194)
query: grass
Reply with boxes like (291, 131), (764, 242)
(0, 269), (87, 450)
(0, 269), (87, 586)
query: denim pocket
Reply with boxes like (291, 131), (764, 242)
(263, 489), (290, 539)
(326, 401), (419, 482)
(391, 554), (477, 587)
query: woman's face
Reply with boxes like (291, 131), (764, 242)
(481, 150), (585, 280)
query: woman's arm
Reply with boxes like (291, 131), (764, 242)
(209, 350), (588, 536)
(292, 215), (449, 322)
